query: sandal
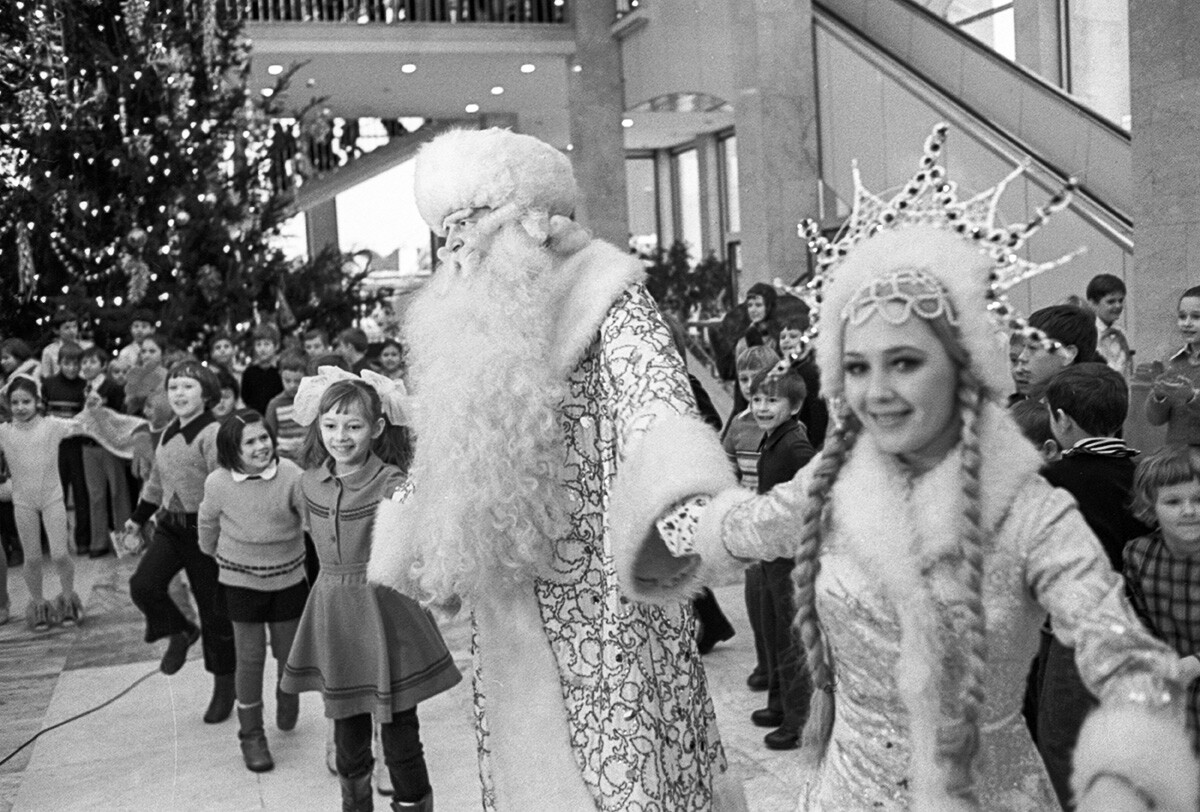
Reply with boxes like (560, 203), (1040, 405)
(55, 592), (84, 625)
(25, 599), (54, 631)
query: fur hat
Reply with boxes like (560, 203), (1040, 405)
(414, 128), (577, 236)
(814, 224), (1013, 400)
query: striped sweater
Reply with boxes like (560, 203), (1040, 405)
(197, 458), (307, 591)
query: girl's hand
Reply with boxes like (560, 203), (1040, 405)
(1151, 374), (1195, 404)
(0, 479), (11, 502)
(84, 391), (103, 410)
(1179, 654), (1200, 683)
(123, 518), (141, 535)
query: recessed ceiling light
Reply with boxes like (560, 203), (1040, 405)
(491, 86), (504, 95)
(465, 103), (480, 113)
(401, 63), (417, 74)
(267, 64), (284, 75)
(572, 64), (582, 73)
(520, 63), (535, 73)
(621, 118), (633, 128)
(261, 88), (274, 97)
(566, 143), (574, 151)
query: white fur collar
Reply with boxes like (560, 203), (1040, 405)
(548, 240), (645, 378)
(828, 401), (1041, 809)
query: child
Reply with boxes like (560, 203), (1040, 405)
(116, 309), (157, 368)
(264, 350), (308, 462)
(107, 356), (130, 392)
(79, 345), (130, 557)
(282, 373), (461, 811)
(126, 361), (237, 723)
(208, 332), (239, 379)
(1008, 398), (1060, 463)
(721, 343), (779, 692)
(43, 342), (92, 554)
(303, 327), (331, 358)
(1087, 273), (1132, 376)
(125, 333), (169, 424)
(335, 327), (371, 374)
(198, 410), (308, 773)
(39, 308), (82, 380)
(776, 314), (829, 448)
(1035, 362), (1152, 808)
(212, 365), (240, 420)
(241, 324), (284, 415)
(1, 338), (40, 393)
(0, 376), (83, 628)
(1011, 304), (1098, 400)
(747, 366), (815, 751)
(1126, 444), (1200, 748)
(375, 339), (405, 382)
(1147, 285), (1200, 445)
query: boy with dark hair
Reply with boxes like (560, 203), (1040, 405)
(303, 328), (331, 358)
(775, 315), (828, 449)
(117, 309), (157, 368)
(747, 366), (815, 751)
(1008, 398), (1059, 463)
(40, 309), (82, 380)
(42, 341), (91, 553)
(1012, 304), (1099, 399)
(1087, 273), (1132, 376)
(264, 350), (309, 462)
(1033, 362), (1151, 808)
(335, 327), (371, 374)
(240, 324), (283, 415)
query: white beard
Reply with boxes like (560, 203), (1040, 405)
(398, 222), (573, 603)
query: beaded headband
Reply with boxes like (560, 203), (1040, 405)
(782, 123), (1083, 355)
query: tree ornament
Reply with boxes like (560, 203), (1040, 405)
(174, 209), (190, 226)
(126, 227), (148, 250)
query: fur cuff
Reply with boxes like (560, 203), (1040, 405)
(610, 414), (742, 604)
(1072, 705), (1198, 812)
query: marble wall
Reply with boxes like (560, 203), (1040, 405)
(1129, 0), (1200, 363)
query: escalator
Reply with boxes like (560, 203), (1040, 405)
(809, 0), (1131, 311)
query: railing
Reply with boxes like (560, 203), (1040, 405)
(230, 0), (566, 23)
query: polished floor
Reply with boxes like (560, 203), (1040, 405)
(0, 553), (810, 811)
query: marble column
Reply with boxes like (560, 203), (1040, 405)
(568, 2), (630, 248)
(731, 0), (820, 292)
(1129, 0), (1200, 361)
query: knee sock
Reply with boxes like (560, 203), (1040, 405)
(232, 622), (267, 706)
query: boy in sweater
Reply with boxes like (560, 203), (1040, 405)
(1035, 362), (1150, 808)
(42, 342), (91, 554)
(749, 366), (815, 751)
(264, 350), (308, 462)
(79, 346), (130, 557)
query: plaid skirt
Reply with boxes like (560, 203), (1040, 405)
(280, 561), (462, 720)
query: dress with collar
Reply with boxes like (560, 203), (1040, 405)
(281, 453), (461, 719)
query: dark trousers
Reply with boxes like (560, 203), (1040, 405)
(335, 709), (430, 803)
(129, 512), (235, 675)
(57, 437), (91, 552)
(745, 563), (769, 678)
(1036, 632), (1096, 811)
(760, 558), (811, 733)
(0, 500), (20, 563)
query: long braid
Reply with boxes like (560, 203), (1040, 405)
(936, 370), (989, 806)
(792, 404), (860, 759)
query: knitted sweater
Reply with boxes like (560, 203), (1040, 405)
(264, 392), (305, 462)
(131, 411), (220, 523)
(198, 459), (307, 591)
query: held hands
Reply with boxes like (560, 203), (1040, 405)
(1151, 374), (1196, 405)
(123, 518), (142, 536)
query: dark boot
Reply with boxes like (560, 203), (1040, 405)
(204, 673), (236, 724)
(276, 688), (299, 732)
(160, 625), (200, 675)
(391, 790), (432, 811)
(340, 771), (373, 812)
(237, 704), (274, 772)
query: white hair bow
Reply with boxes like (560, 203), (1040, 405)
(292, 365), (410, 427)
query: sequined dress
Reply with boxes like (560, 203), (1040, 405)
(717, 404), (1183, 810)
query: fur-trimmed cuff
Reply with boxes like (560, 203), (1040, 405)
(610, 413), (745, 604)
(1072, 705), (1199, 812)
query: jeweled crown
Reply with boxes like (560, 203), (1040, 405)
(781, 123), (1083, 353)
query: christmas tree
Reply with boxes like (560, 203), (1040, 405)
(0, 0), (369, 351)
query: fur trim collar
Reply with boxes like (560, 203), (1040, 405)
(829, 402), (1040, 808)
(548, 239), (646, 378)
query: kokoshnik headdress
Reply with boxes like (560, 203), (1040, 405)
(777, 123), (1083, 401)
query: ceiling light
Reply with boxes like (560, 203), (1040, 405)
(491, 86), (504, 95)
(401, 63), (416, 74)
(261, 88), (274, 97)
(621, 118), (633, 128)
(465, 103), (480, 113)
(520, 63), (535, 73)
(267, 64), (283, 75)
(572, 64), (582, 73)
